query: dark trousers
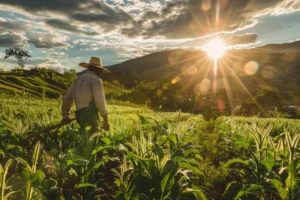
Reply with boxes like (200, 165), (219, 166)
(75, 100), (100, 133)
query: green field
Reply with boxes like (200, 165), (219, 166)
(0, 95), (299, 200)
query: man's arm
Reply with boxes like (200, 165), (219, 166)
(101, 114), (109, 131)
(61, 85), (73, 122)
(92, 79), (110, 130)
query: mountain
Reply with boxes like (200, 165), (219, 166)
(102, 41), (300, 101)
(257, 40), (300, 52)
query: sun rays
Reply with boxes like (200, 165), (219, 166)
(160, 39), (262, 115)
(140, 3), (264, 115)
(203, 38), (227, 60)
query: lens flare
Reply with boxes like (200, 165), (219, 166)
(194, 79), (211, 95)
(202, 0), (211, 11)
(203, 38), (227, 60)
(156, 89), (162, 96)
(244, 61), (259, 75)
(187, 66), (198, 75)
(218, 100), (225, 112)
(171, 76), (180, 84)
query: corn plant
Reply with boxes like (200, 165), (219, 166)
(0, 159), (16, 200)
(14, 141), (44, 200)
(223, 122), (275, 199)
(111, 153), (134, 198)
(125, 132), (154, 157)
(268, 132), (300, 200)
(115, 138), (206, 200)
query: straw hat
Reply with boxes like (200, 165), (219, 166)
(79, 57), (110, 73)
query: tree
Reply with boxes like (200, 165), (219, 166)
(255, 87), (282, 109)
(4, 47), (31, 69)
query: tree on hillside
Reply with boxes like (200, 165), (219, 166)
(4, 47), (31, 70)
(255, 87), (282, 109)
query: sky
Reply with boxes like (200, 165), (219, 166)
(0, 0), (299, 71)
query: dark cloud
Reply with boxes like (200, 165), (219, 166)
(126, 0), (281, 39)
(142, 11), (160, 20)
(0, 0), (284, 39)
(46, 19), (97, 36)
(0, 20), (29, 32)
(121, 21), (144, 38)
(28, 32), (70, 49)
(0, 0), (83, 14)
(0, 0), (134, 33)
(0, 32), (25, 47)
(0, 20), (28, 47)
(70, 3), (133, 31)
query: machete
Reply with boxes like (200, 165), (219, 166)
(28, 118), (76, 138)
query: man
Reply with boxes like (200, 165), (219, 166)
(62, 56), (110, 132)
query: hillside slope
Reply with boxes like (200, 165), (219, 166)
(257, 40), (300, 52)
(102, 41), (300, 100)
(0, 71), (69, 98)
(0, 69), (128, 99)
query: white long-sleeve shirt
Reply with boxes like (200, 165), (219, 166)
(62, 71), (108, 118)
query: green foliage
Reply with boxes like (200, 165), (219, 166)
(215, 117), (300, 199)
(0, 95), (208, 199)
(255, 87), (283, 109)
(1, 95), (299, 199)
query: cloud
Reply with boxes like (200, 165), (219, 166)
(0, 18), (28, 47)
(0, 0), (135, 35)
(45, 19), (98, 36)
(0, 0), (291, 40)
(177, 32), (258, 49)
(0, 32), (25, 47)
(0, 0), (82, 15)
(0, 18), (74, 49)
(28, 32), (70, 49)
(271, 0), (300, 15)
(122, 0), (282, 39)
(224, 34), (258, 45)
(37, 59), (72, 72)
(70, 4), (133, 32)
(28, 57), (50, 65)
(48, 51), (67, 57)
(0, 18), (29, 33)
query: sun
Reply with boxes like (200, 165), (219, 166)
(203, 38), (227, 59)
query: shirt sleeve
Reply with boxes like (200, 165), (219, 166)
(62, 84), (73, 118)
(92, 79), (108, 117)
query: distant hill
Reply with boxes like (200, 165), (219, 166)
(257, 40), (300, 52)
(102, 41), (300, 101)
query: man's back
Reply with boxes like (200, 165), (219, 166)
(62, 70), (108, 119)
(72, 71), (99, 110)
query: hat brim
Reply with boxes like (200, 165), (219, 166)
(79, 62), (110, 73)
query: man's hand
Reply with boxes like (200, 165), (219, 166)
(102, 121), (110, 131)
